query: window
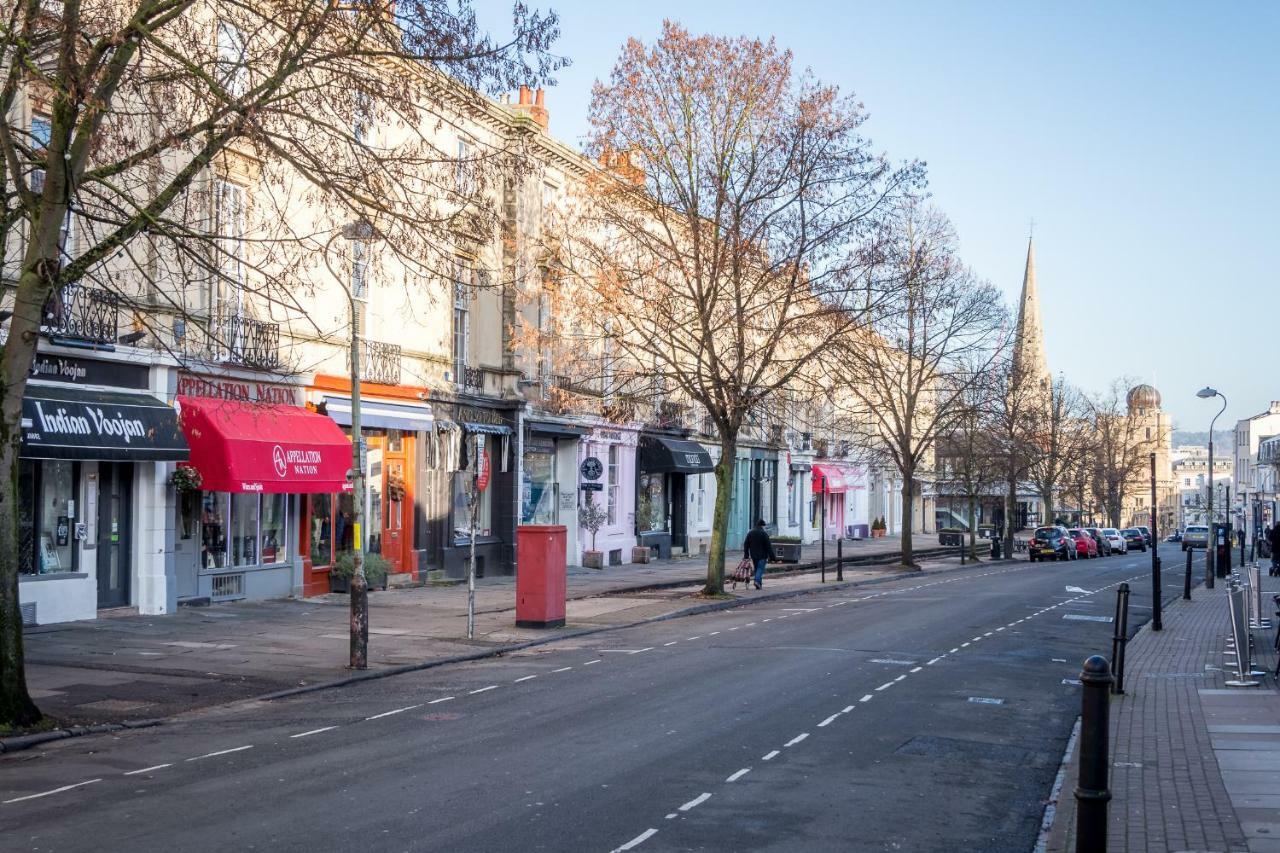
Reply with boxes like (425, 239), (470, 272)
(216, 21), (248, 98)
(455, 137), (473, 195)
(607, 444), (619, 525)
(353, 91), (371, 146)
(452, 258), (470, 380)
(201, 492), (290, 570)
(19, 460), (78, 575)
(697, 473), (706, 524)
(29, 114), (51, 194)
(638, 473), (666, 532)
(787, 470), (797, 525)
(215, 179), (246, 315)
(453, 474), (492, 538)
(310, 493), (334, 565)
(351, 238), (368, 300)
(261, 494), (287, 564)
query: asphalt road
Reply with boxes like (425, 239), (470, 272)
(0, 548), (1192, 852)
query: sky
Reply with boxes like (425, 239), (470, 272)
(474, 1), (1277, 431)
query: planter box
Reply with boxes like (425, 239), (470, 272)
(328, 574), (349, 594)
(582, 550), (604, 570)
(774, 542), (802, 564)
(631, 546), (651, 564)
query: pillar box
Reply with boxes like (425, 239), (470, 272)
(516, 524), (567, 628)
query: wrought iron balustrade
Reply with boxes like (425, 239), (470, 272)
(180, 313), (281, 369)
(461, 365), (484, 392)
(41, 283), (118, 345)
(353, 339), (402, 386)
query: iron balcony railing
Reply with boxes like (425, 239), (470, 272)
(461, 365), (484, 392)
(179, 313), (281, 370)
(353, 339), (402, 386)
(42, 283), (119, 345)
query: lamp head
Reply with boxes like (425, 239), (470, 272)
(1197, 387), (1218, 399)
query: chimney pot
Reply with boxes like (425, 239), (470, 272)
(518, 86), (532, 105)
(535, 88), (545, 106)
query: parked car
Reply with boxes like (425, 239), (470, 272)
(1102, 528), (1128, 555)
(1166, 531), (1183, 543)
(1182, 525), (1210, 551)
(1085, 527), (1112, 556)
(1136, 526), (1153, 547)
(1029, 525), (1076, 562)
(1121, 528), (1147, 552)
(1068, 528), (1099, 558)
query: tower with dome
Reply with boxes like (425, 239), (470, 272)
(1122, 383), (1176, 531)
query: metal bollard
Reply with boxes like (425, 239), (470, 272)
(820, 534), (826, 584)
(1076, 655), (1114, 853)
(1184, 548), (1193, 600)
(836, 537), (844, 582)
(1110, 584), (1130, 695)
(1207, 547), (1215, 590)
(960, 539), (965, 565)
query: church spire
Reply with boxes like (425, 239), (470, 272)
(1012, 236), (1050, 387)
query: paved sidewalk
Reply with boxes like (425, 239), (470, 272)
(16, 534), (979, 731)
(1047, 564), (1280, 853)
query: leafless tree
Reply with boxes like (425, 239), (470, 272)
(1084, 380), (1154, 528)
(934, 363), (1003, 559)
(1027, 374), (1090, 523)
(0, 0), (561, 727)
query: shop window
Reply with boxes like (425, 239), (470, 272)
(453, 476), (492, 538)
(787, 471), (797, 525)
(260, 493), (287, 564)
(202, 492), (290, 570)
(637, 473), (666, 532)
(387, 429), (403, 453)
(521, 442), (557, 524)
(231, 492), (258, 566)
(607, 444), (619, 525)
(19, 460), (79, 575)
(696, 473), (706, 524)
(202, 492), (229, 569)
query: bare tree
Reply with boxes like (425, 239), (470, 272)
(0, 0), (561, 727)
(1084, 380), (1154, 528)
(989, 350), (1042, 557)
(827, 204), (1005, 569)
(1027, 374), (1089, 523)
(553, 23), (922, 594)
(934, 364), (1003, 559)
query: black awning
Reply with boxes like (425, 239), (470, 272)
(638, 435), (714, 474)
(790, 462), (812, 473)
(528, 420), (589, 438)
(21, 385), (187, 461)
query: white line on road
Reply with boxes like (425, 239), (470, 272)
(710, 631), (721, 635)
(366, 704), (421, 720)
(971, 637), (982, 642)
(960, 642), (971, 648)
(927, 657), (944, 665)
(679, 792), (712, 811)
(950, 647), (960, 653)
(290, 727), (338, 739)
(842, 705), (855, 713)
(552, 667), (573, 673)
(785, 733), (809, 747)
(469, 686), (499, 694)
(583, 660), (602, 665)
(875, 682), (894, 691)
(728, 627), (740, 631)
(860, 694), (874, 702)
(664, 641), (678, 646)
(818, 714), (839, 727)
(910, 666), (923, 673)
(429, 696), (456, 703)
(726, 768), (751, 782)
(894, 674), (907, 682)
(515, 675), (538, 683)
(123, 763), (172, 775)
(3, 778), (101, 804)
(763, 750), (780, 761)
(186, 745), (252, 762)
(611, 828), (658, 852)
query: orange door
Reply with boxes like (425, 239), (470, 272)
(379, 431), (411, 575)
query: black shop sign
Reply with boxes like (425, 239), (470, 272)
(29, 353), (148, 390)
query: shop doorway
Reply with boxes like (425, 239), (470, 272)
(97, 462), (133, 609)
(670, 474), (687, 551)
(368, 432), (410, 575)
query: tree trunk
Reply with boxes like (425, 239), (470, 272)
(967, 496), (977, 560)
(899, 472), (917, 569)
(1004, 476), (1018, 560)
(705, 435), (737, 595)
(1042, 491), (1055, 525)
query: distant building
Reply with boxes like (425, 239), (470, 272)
(1234, 402), (1280, 541)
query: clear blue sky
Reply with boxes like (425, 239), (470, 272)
(476, 1), (1277, 430)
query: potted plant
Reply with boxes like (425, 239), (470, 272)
(872, 517), (886, 538)
(938, 527), (964, 547)
(170, 464), (203, 492)
(579, 499), (608, 569)
(772, 535), (802, 563)
(330, 552), (391, 593)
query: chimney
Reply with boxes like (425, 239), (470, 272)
(510, 86), (548, 130)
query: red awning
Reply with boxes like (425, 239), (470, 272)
(812, 464), (847, 494)
(178, 396), (352, 494)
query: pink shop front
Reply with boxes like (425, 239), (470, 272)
(575, 425), (637, 566)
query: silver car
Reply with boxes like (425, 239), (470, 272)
(1182, 525), (1210, 551)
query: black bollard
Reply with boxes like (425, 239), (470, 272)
(1206, 547), (1215, 590)
(1076, 655), (1114, 853)
(820, 533), (826, 584)
(836, 537), (844, 582)
(960, 540), (965, 565)
(1110, 584), (1130, 694)
(1184, 548), (1193, 600)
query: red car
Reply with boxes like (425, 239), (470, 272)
(1067, 528), (1098, 559)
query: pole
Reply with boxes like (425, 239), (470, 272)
(836, 536), (844, 582)
(349, 292), (369, 669)
(1184, 547), (1192, 600)
(1241, 488), (1247, 568)
(820, 493), (826, 583)
(1150, 453), (1162, 631)
(1110, 583), (1130, 694)
(1076, 655), (1113, 853)
(467, 437), (478, 639)
(1207, 434), (1216, 586)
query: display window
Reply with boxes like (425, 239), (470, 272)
(521, 445), (557, 524)
(19, 459), (79, 575)
(453, 474), (492, 538)
(200, 491), (291, 571)
(637, 473), (667, 532)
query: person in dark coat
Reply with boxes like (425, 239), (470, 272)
(1269, 524), (1280, 574)
(743, 519), (777, 590)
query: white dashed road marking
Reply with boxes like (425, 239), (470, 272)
(186, 745), (252, 762)
(366, 705), (421, 720)
(726, 768), (751, 782)
(785, 733), (809, 747)
(123, 764), (172, 775)
(3, 779), (101, 804)
(469, 686), (498, 694)
(428, 696), (455, 704)
(762, 750), (780, 761)
(611, 828), (658, 851)
(679, 792), (712, 811)
(290, 727), (338, 739)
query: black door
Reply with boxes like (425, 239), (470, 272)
(670, 474), (687, 551)
(97, 463), (133, 609)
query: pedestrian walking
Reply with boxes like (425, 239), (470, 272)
(743, 519), (777, 591)
(1269, 525), (1280, 576)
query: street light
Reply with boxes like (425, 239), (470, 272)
(1197, 387), (1227, 587)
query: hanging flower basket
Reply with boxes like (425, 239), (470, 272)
(386, 471), (407, 502)
(170, 465), (203, 492)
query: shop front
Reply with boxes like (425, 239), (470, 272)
(314, 382), (433, 586)
(18, 368), (187, 625)
(175, 395), (351, 603)
(522, 418), (589, 564)
(577, 425), (637, 566)
(636, 433), (715, 559)
(780, 455), (813, 543)
(811, 464), (848, 540)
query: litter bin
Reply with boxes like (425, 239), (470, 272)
(1213, 522), (1233, 577)
(991, 538), (1002, 560)
(516, 525), (567, 628)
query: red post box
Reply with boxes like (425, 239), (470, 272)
(516, 524), (567, 628)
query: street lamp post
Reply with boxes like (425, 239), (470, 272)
(1197, 387), (1228, 589)
(1150, 452), (1161, 631)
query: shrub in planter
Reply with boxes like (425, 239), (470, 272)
(331, 552), (390, 591)
(579, 499), (608, 570)
(772, 536), (802, 564)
